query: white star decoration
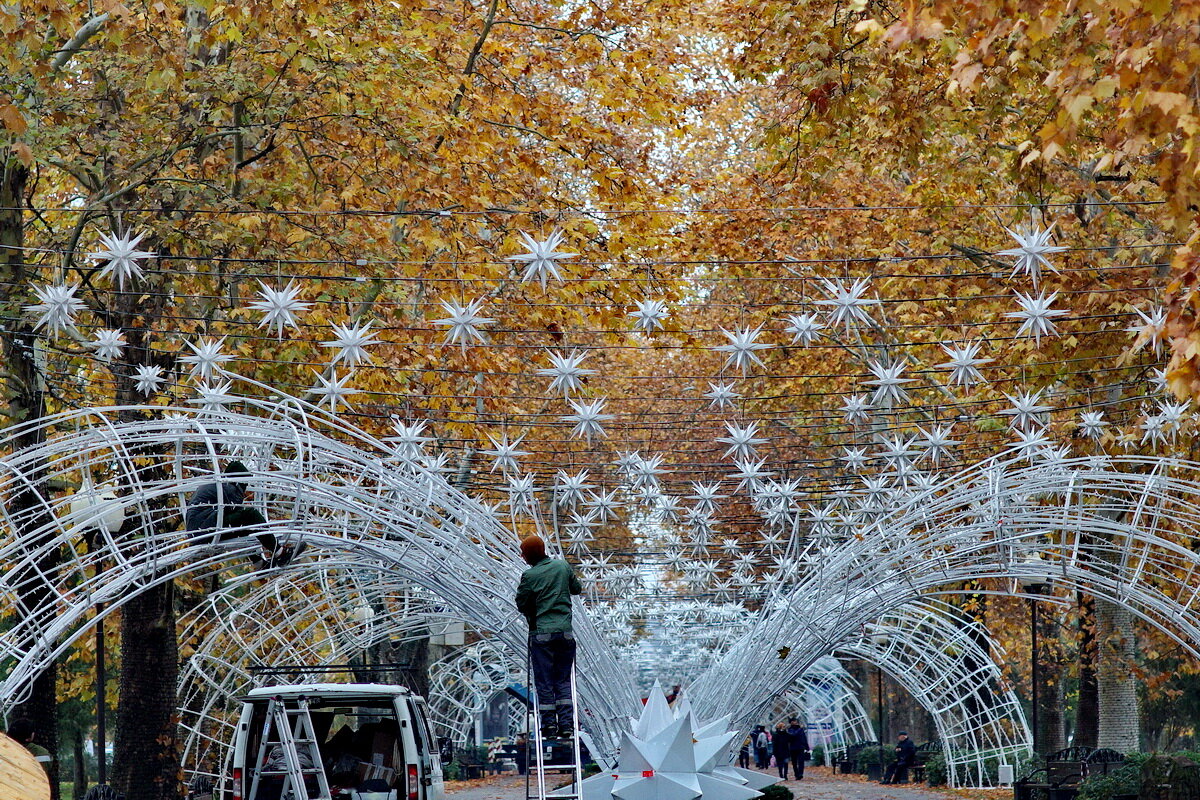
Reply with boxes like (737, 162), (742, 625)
(918, 425), (960, 466)
(865, 358), (916, 407)
(507, 229), (577, 290)
(483, 433), (529, 473)
(937, 341), (992, 388)
(1002, 389), (1052, 431)
(323, 320), (380, 367)
(433, 297), (494, 352)
(570, 685), (771, 800)
(87, 229), (155, 289)
(842, 394), (872, 424)
(249, 280), (310, 337)
(537, 349), (595, 396)
(997, 219), (1067, 288)
(25, 283), (87, 337)
(716, 422), (766, 460)
(1078, 410), (1107, 440)
(816, 277), (879, 331)
(1126, 306), (1168, 356)
(180, 338), (232, 380)
(312, 370), (357, 411)
(90, 328), (126, 362)
(190, 380), (235, 413)
(630, 298), (669, 334)
(554, 470), (593, 507)
(388, 419), (433, 459)
(1008, 291), (1069, 345)
(565, 398), (613, 443)
(133, 364), (166, 395)
(715, 326), (772, 375)
(784, 312), (824, 345)
(704, 382), (740, 411)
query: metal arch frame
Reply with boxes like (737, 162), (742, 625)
(689, 454), (1200, 764)
(763, 657), (876, 761)
(840, 598), (1030, 787)
(0, 403), (642, 757)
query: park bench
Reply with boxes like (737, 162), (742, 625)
(1014, 746), (1095, 800)
(1084, 748), (1126, 777)
(909, 740), (941, 783)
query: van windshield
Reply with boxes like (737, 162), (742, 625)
(247, 696), (405, 798)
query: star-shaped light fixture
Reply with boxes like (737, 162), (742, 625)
(483, 433), (529, 473)
(1007, 291), (1068, 345)
(507, 229), (577, 290)
(312, 369), (357, 411)
(816, 277), (879, 331)
(180, 337), (232, 380)
(784, 312), (824, 345)
(190, 380), (235, 413)
(91, 328), (126, 362)
(841, 394), (872, 424)
(564, 398), (613, 443)
(323, 320), (380, 367)
(937, 341), (992, 388)
(630, 298), (669, 334)
(554, 470), (593, 508)
(88, 229), (155, 289)
(704, 382), (740, 411)
(918, 424), (960, 466)
(716, 421), (766, 460)
(133, 364), (166, 395)
(714, 325), (772, 375)
(1126, 306), (1168, 356)
(1077, 410), (1107, 440)
(250, 280), (310, 337)
(1002, 389), (1052, 431)
(433, 297), (494, 352)
(25, 283), (87, 337)
(537, 349), (595, 396)
(388, 418), (433, 459)
(864, 357), (916, 407)
(997, 219), (1067, 288)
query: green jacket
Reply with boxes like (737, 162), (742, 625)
(515, 557), (582, 633)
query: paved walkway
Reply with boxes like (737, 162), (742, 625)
(443, 767), (957, 800)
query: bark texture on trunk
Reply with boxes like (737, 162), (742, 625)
(2, 158), (60, 800)
(1095, 597), (1140, 751)
(112, 580), (181, 800)
(1075, 592), (1099, 749)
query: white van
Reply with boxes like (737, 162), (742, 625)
(228, 683), (445, 800)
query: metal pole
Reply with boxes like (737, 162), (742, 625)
(96, 605), (106, 785)
(877, 664), (884, 780)
(1030, 597), (1039, 758)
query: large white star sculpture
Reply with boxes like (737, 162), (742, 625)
(507, 229), (577, 290)
(566, 686), (771, 800)
(88, 229), (155, 289)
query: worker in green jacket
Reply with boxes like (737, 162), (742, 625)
(515, 534), (582, 739)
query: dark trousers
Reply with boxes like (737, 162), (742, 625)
(738, 750), (750, 769)
(195, 507), (276, 552)
(883, 763), (910, 784)
(789, 750), (806, 779)
(777, 753), (789, 779)
(754, 748), (768, 768)
(530, 632), (576, 731)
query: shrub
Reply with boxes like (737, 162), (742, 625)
(759, 784), (793, 800)
(856, 745), (894, 773)
(809, 745), (824, 766)
(924, 752), (947, 786)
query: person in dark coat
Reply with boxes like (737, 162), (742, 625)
(773, 722), (790, 778)
(785, 717), (810, 780)
(185, 460), (301, 568)
(515, 534), (582, 738)
(882, 731), (916, 784)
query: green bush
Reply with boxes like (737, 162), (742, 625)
(924, 752), (947, 786)
(443, 761), (462, 781)
(855, 745), (894, 773)
(759, 784), (793, 800)
(809, 745), (824, 767)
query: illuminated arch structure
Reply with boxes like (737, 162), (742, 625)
(3, 398), (1200, 787)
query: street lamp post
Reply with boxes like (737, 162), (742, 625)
(70, 480), (125, 784)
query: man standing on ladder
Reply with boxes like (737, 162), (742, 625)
(516, 534), (582, 740)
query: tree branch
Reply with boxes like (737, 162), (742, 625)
(51, 13), (111, 72)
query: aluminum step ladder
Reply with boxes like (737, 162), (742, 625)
(247, 696), (332, 800)
(526, 665), (583, 800)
